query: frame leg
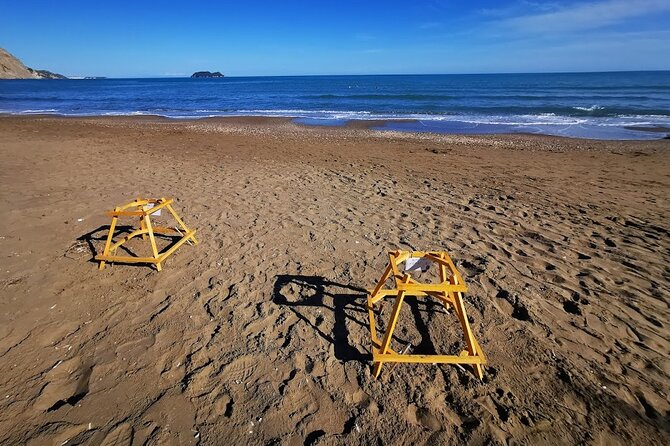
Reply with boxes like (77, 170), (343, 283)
(452, 291), (483, 379)
(143, 215), (162, 271)
(449, 268), (484, 379)
(139, 216), (147, 240)
(372, 359), (384, 378)
(369, 263), (393, 302)
(437, 253), (452, 311)
(166, 203), (198, 245)
(368, 295), (379, 346)
(99, 215), (118, 270)
(373, 289), (407, 378)
(137, 199), (147, 240)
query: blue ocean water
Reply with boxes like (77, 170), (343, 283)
(1, 72), (669, 139)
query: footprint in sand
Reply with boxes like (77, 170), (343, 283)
(100, 423), (133, 446)
(33, 356), (93, 412)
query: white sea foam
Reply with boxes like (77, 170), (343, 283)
(9, 107), (670, 127)
(19, 109), (58, 114)
(573, 105), (604, 112)
(101, 111), (151, 116)
(6, 107), (668, 140)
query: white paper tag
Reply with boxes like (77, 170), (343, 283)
(144, 203), (161, 216)
(405, 257), (430, 272)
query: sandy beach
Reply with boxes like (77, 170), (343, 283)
(0, 116), (668, 445)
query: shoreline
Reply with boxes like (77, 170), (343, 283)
(1, 113), (668, 142)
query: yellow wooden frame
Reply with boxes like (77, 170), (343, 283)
(368, 250), (486, 379)
(96, 197), (198, 271)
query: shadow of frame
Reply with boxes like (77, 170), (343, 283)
(272, 275), (370, 362)
(74, 224), (187, 268)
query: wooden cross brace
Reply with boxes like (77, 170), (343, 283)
(367, 250), (486, 379)
(96, 197), (198, 271)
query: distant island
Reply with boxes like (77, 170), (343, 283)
(0, 48), (67, 79)
(191, 71), (224, 78)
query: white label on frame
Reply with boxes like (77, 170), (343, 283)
(405, 257), (430, 272)
(144, 203), (161, 216)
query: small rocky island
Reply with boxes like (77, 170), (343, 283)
(191, 71), (224, 78)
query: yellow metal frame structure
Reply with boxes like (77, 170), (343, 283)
(96, 197), (198, 271)
(368, 250), (486, 379)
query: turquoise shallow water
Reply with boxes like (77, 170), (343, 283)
(1, 72), (669, 139)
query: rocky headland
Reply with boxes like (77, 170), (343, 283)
(0, 48), (66, 79)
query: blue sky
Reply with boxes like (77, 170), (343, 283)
(2, 0), (669, 77)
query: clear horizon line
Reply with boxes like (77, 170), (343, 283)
(47, 68), (670, 80)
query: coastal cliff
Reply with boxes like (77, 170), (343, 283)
(0, 48), (66, 79)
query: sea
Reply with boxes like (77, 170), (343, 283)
(1, 71), (669, 140)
